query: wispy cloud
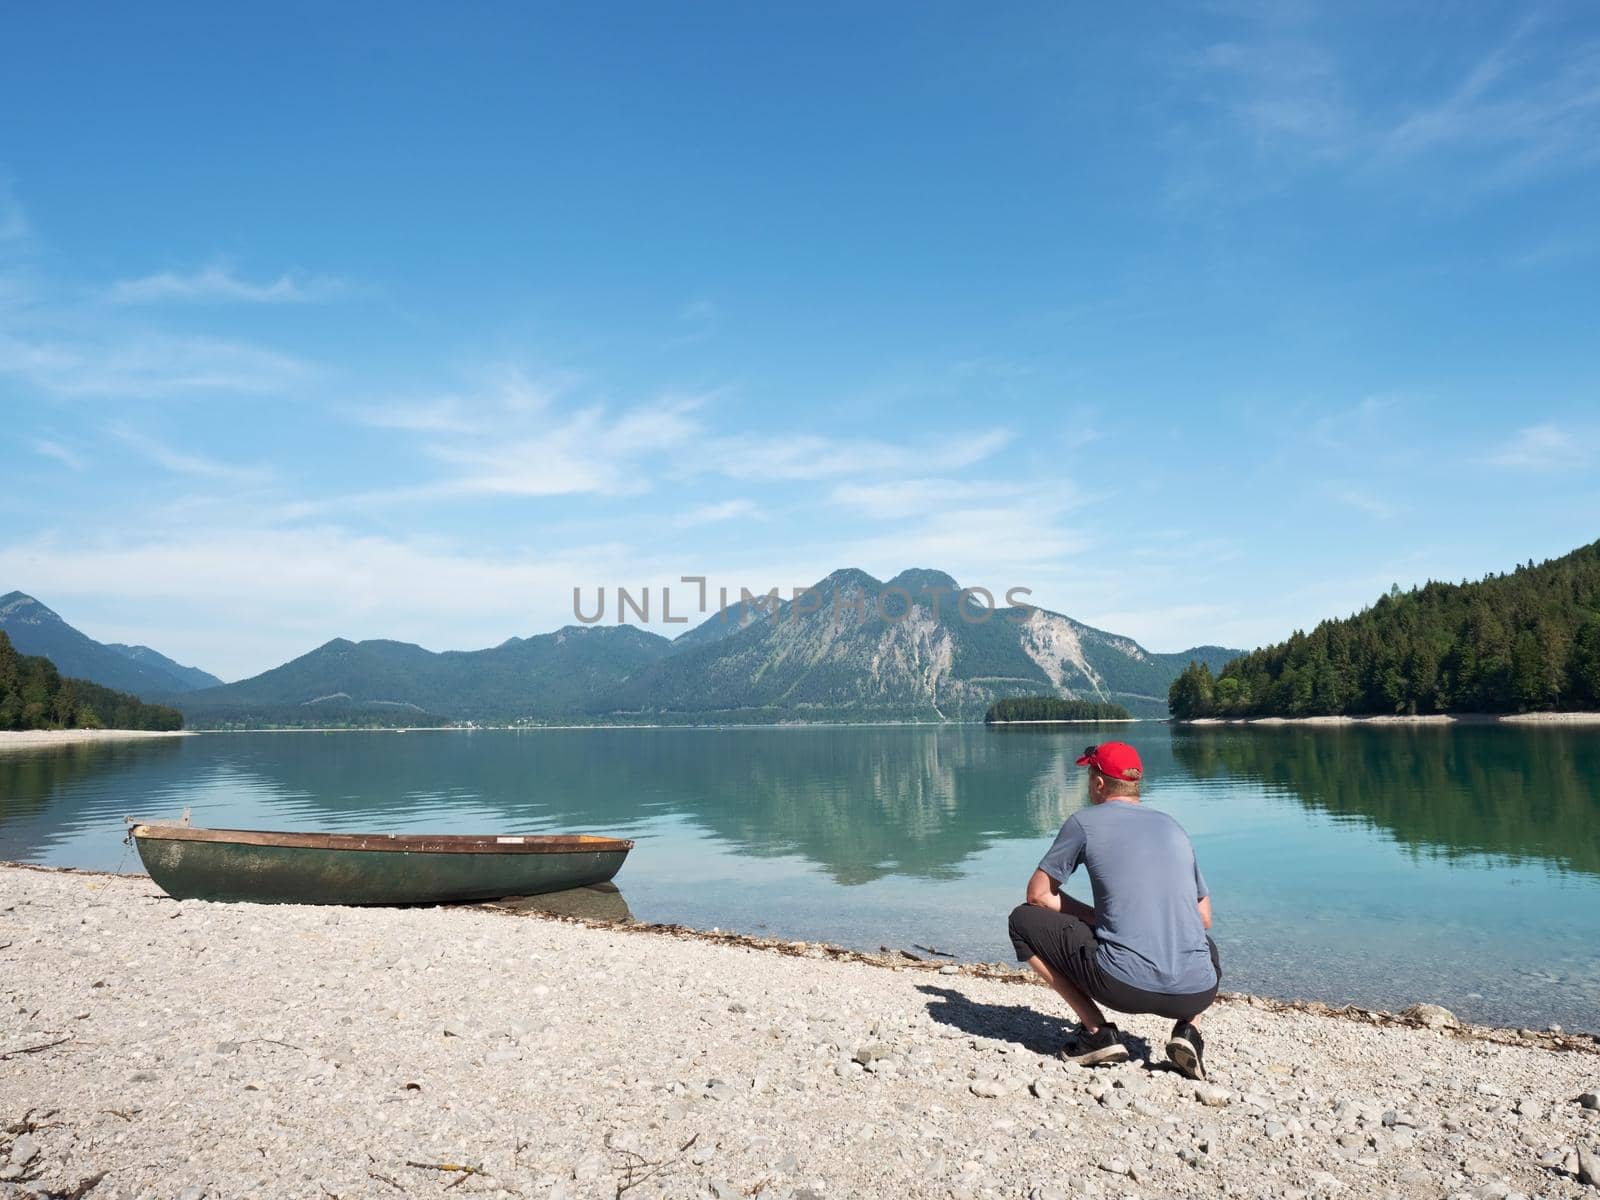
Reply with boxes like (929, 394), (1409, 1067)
(1164, 26), (1354, 213)
(1506, 232), (1599, 270)
(1488, 422), (1590, 469)
(104, 262), (350, 305)
(336, 374), (705, 503)
(356, 398), (487, 435)
(674, 499), (759, 527)
(828, 477), (1040, 520)
(1326, 485), (1396, 520)
(1125, 531), (1243, 565)
(352, 368), (583, 436)
(668, 299), (719, 346)
(339, 371), (1015, 509)
(1197, 38), (1348, 149)
(698, 428), (1013, 483)
(425, 416), (667, 498)
(1081, 602), (1236, 648)
(1183, 12), (1600, 198)
(108, 424), (274, 485)
(1307, 395), (1400, 455)
(0, 199), (315, 400)
(1374, 20), (1600, 188)
(837, 504), (1090, 579)
(0, 332), (313, 397)
(29, 438), (84, 471)
(425, 398), (702, 500)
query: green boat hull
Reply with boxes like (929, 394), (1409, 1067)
(135, 834), (629, 906)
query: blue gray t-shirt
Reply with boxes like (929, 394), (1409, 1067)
(1038, 800), (1216, 994)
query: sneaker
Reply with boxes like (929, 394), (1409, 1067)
(1166, 1020), (1206, 1080)
(1060, 1023), (1128, 1066)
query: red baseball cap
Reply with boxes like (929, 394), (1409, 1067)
(1076, 741), (1143, 781)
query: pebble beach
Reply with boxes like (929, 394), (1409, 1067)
(2, 864), (1598, 1200)
(0, 731), (191, 753)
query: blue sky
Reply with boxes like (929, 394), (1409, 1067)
(2, 2), (1598, 680)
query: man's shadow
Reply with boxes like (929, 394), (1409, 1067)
(917, 985), (1155, 1062)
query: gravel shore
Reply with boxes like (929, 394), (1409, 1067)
(3, 865), (1597, 1200)
(0, 731), (191, 754)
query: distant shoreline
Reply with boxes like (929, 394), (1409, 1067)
(30, 713), (1596, 738)
(1180, 711), (1600, 727)
(0, 728), (194, 752)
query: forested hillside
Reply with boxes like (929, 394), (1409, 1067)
(1170, 540), (1600, 719)
(984, 697), (1131, 722)
(0, 632), (184, 731)
(176, 625), (673, 727)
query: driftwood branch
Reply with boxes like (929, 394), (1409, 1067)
(405, 1160), (484, 1178)
(0, 1036), (71, 1060)
(613, 1132), (703, 1197)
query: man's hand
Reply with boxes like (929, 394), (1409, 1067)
(1059, 893), (1097, 924)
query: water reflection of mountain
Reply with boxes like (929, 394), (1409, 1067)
(1, 726), (1163, 884)
(205, 727), (1160, 884)
(1171, 726), (1600, 878)
(10, 725), (1595, 887)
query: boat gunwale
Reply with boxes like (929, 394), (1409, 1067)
(130, 824), (634, 856)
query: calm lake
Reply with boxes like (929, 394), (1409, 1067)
(2, 724), (1596, 1032)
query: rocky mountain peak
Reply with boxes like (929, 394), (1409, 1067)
(0, 591), (58, 624)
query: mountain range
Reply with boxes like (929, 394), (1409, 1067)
(600, 568), (1235, 722)
(2, 572), (1241, 726)
(0, 592), (222, 697)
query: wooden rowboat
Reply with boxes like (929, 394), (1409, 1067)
(130, 823), (633, 906)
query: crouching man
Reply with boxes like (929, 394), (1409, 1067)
(1008, 741), (1220, 1078)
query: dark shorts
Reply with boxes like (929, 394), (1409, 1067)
(1008, 903), (1221, 1023)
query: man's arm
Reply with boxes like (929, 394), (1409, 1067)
(1025, 868), (1061, 911)
(1197, 895), (1212, 930)
(1026, 869), (1096, 923)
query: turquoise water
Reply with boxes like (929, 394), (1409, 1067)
(2, 724), (1596, 1031)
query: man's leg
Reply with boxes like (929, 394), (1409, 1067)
(1008, 904), (1115, 1031)
(1088, 971), (1212, 1079)
(1025, 952), (1109, 1032)
(1164, 939), (1221, 1080)
(1007, 904), (1128, 1065)
(1165, 1016), (1207, 1080)
(1184, 938), (1222, 1024)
